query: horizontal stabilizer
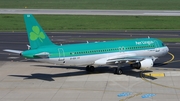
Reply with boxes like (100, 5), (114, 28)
(34, 52), (49, 58)
(3, 49), (22, 54)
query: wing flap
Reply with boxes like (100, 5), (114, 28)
(94, 52), (154, 65)
(107, 56), (145, 64)
(108, 56), (145, 62)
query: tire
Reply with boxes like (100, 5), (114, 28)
(114, 68), (118, 74)
(117, 69), (123, 75)
(90, 66), (95, 72)
(114, 68), (123, 75)
(86, 65), (90, 71)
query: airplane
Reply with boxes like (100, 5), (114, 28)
(4, 14), (169, 75)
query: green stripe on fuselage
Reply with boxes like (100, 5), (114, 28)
(22, 38), (164, 59)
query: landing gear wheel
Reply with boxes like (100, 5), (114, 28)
(89, 66), (95, 72)
(86, 65), (90, 71)
(130, 64), (134, 68)
(86, 65), (95, 72)
(114, 68), (123, 75)
(117, 68), (123, 75)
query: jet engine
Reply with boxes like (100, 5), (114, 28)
(131, 58), (153, 70)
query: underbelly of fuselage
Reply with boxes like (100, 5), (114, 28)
(33, 47), (168, 66)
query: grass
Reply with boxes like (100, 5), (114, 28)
(0, 0), (180, 10)
(1, 15), (180, 31)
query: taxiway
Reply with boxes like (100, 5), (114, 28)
(1, 9), (180, 16)
(0, 31), (180, 101)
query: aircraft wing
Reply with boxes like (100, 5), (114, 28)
(94, 53), (156, 65)
(3, 49), (22, 54)
(107, 56), (145, 64)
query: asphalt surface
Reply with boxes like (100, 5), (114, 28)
(1, 31), (180, 101)
(0, 31), (180, 69)
(1, 9), (180, 16)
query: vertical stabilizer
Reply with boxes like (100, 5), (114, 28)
(24, 14), (54, 49)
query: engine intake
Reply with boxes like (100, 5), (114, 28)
(131, 58), (153, 70)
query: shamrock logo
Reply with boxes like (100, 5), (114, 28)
(30, 26), (45, 42)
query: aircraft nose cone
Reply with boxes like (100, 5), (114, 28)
(166, 46), (169, 52)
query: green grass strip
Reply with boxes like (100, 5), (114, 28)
(1, 15), (180, 31)
(0, 0), (180, 10)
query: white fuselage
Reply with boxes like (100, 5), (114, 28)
(34, 46), (169, 66)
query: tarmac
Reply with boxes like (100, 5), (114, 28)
(0, 31), (180, 101)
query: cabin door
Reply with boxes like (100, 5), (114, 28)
(58, 48), (65, 64)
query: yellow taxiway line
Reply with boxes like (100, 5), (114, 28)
(143, 73), (165, 77)
(140, 52), (180, 89)
(141, 71), (180, 90)
(142, 52), (174, 77)
(163, 52), (175, 64)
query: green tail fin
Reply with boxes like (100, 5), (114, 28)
(24, 14), (54, 49)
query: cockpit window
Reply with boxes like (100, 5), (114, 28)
(162, 43), (165, 46)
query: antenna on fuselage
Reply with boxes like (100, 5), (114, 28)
(27, 44), (30, 50)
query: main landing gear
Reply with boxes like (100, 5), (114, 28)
(86, 64), (123, 75)
(86, 65), (95, 72)
(114, 68), (123, 75)
(114, 62), (123, 75)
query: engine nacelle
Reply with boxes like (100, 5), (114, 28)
(132, 58), (153, 70)
(139, 58), (153, 70)
(94, 58), (108, 65)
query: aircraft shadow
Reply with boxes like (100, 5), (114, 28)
(153, 62), (168, 67)
(33, 65), (85, 70)
(153, 62), (180, 69)
(9, 65), (156, 81)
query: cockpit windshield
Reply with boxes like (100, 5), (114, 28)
(162, 43), (165, 46)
